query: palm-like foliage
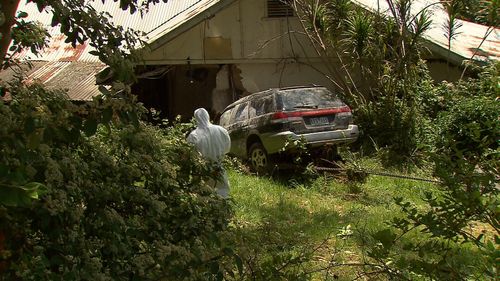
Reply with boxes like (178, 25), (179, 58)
(342, 11), (374, 58)
(292, 0), (432, 155)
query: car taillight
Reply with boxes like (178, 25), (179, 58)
(271, 111), (302, 124)
(272, 106), (351, 120)
(272, 111), (289, 120)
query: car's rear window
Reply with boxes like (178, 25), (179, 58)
(277, 88), (344, 111)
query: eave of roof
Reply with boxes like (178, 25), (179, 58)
(351, 0), (499, 65)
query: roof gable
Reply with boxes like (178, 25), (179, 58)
(13, 0), (237, 62)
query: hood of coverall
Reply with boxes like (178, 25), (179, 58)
(194, 108), (210, 129)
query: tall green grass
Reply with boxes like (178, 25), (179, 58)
(229, 168), (435, 238)
(226, 166), (441, 279)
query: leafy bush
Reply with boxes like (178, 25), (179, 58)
(0, 82), (232, 280)
(353, 63), (499, 280)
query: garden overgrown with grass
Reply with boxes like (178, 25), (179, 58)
(227, 167), (444, 280)
(216, 58), (499, 279)
(0, 0), (498, 280)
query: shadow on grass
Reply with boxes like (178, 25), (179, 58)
(238, 196), (345, 246)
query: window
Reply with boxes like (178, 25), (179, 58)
(267, 0), (293, 18)
(234, 103), (249, 122)
(278, 89), (343, 110)
(251, 96), (274, 116)
(219, 110), (232, 127)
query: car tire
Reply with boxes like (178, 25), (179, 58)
(248, 142), (274, 175)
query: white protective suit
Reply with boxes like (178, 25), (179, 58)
(187, 108), (231, 198)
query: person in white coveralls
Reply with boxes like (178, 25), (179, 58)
(187, 108), (231, 199)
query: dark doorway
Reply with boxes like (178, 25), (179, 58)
(132, 66), (171, 122)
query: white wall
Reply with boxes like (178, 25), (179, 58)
(143, 0), (334, 95)
(236, 62), (336, 93)
(145, 0), (319, 64)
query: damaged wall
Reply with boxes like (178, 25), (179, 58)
(139, 0), (344, 119)
(233, 62), (335, 94)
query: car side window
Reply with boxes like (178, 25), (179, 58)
(219, 109), (232, 127)
(234, 103), (249, 122)
(251, 96), (274, 116)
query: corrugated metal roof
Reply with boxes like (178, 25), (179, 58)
(352, 0), (499, 64)
(42, 62), (106, 101)
(0, 62), (105, 101)
(13, 0), (213, 62)
(7, 0), (223, 100)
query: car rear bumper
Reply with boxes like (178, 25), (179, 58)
(263, 125), (359, 154)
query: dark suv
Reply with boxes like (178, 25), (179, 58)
(218, 86), (359, 172)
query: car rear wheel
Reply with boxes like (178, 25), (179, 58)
(249, 142), (274, 174)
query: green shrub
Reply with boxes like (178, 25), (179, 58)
(356, 64), (499, 280)
(436, 96), (499, 165)
(0, 83), (231, 280)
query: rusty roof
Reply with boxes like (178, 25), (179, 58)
(13, 0), (217, 62)
(6, 0), (228, 100)
(0, 62), (106, 101)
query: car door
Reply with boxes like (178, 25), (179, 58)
(227, 102), (250, 158)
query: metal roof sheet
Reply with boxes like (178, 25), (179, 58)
(352, 0), (499, 64)
(13, 0), (213, 62)
(0, 62), (105, 101)
(7, 0), (224, 100)
(42, 62), (106, 101)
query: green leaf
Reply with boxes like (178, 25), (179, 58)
(27, 131), (43, 149)
(9, 169), (26, 185)
(98, 85), (110, 95)
(51, 16), (60, 27)
(372, 228), (396, 249)
(128, 111), (139, 127)
(0, 184), (33, 207)
(22, 182), (46, 199)
(101, 107), (113, 124)
(83, 118), (98, 137)
(24, 117), (36, 134)
(97, 67), (112, 81)
(17, 11), (28, 18)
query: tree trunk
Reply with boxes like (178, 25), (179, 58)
(0, 0), (21, 63)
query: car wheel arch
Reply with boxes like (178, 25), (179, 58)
(246, 134), (262, 156)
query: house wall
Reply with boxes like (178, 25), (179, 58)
(426, 60), (462, 82)
(143, 0), (334, 98)
(145, 0), (316, 62)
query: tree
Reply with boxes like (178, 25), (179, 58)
(0, 0), (169, 207)
(291, 0), (432, 157)
(0, 0), (167, 82)
(0, 0), (19, 63)
(0, 1), (235, 279)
